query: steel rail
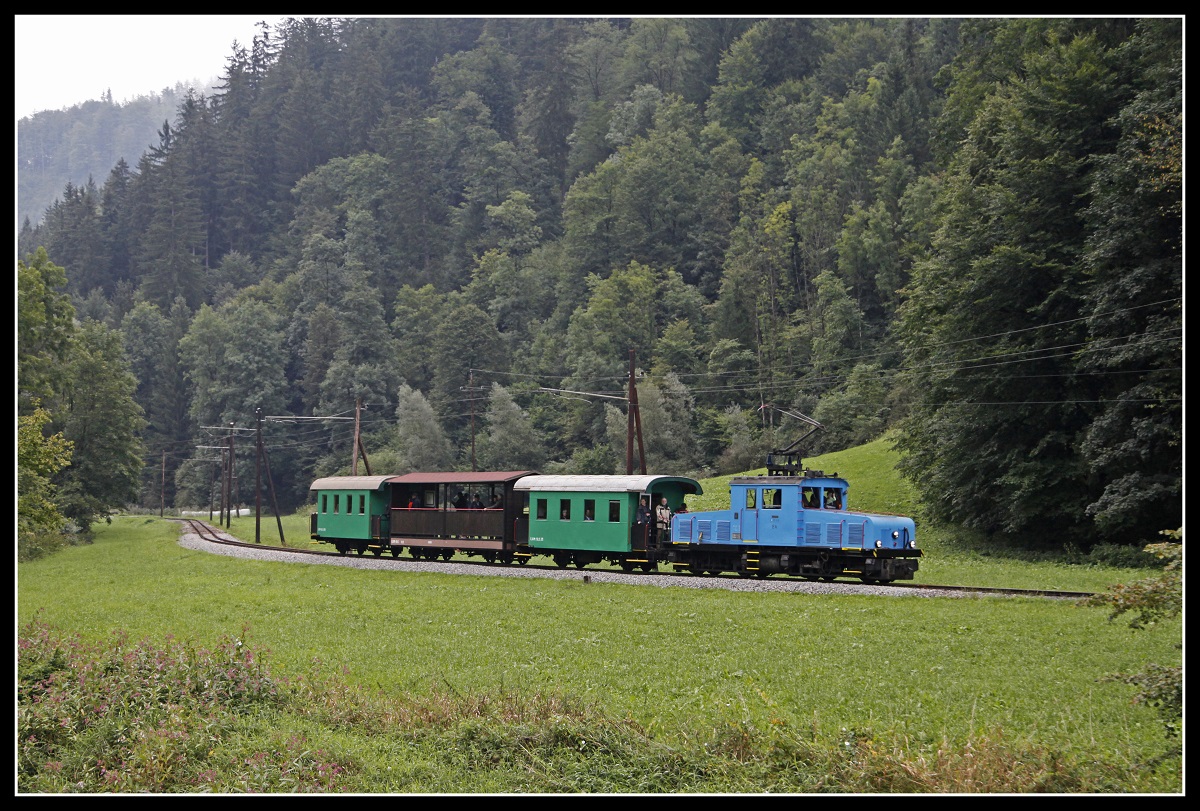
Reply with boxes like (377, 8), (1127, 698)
(170, 518), (1097, 600)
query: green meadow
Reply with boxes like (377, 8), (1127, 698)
(17, 439), (1182, 793)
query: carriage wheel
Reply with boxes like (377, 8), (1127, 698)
(620, 560), (636, 573)
(553, 554), (570, 569)
(390, 547), (401, 558)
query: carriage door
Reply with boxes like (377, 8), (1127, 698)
(739, 487), (758, 542)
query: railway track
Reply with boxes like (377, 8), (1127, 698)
(172, 518), (1096, 600)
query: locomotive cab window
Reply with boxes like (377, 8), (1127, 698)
(745, 489), (757, 510)
(608, 500), (621, 522)
(536, 499), (547, 520)
(802, 487), (818, 508)
(823, 488), (843, 510)
(764, 488), (781, 509)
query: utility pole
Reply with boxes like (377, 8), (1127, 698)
(262, 441), (286, 546)
(352, 398), (362, 475)
(470, 371), (476, 471)
(626, 349), (646, 475)
(232, 423), (240, 524)
(209, 455), (218, 522)
(255, 408), (263, 544)
(226, 423), (237, 528)
(219, 441), (227, 526)
(160, 450), (166, 517)
(460, 370), (486, 472)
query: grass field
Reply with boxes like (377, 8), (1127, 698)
(16, 438), (1183, 793)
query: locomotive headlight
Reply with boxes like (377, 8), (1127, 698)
(891, 530), (899, 539)
(875, 540), (883, 548)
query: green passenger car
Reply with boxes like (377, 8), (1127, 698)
(309, 476), (394, 555)
(513, 475), (702, 571)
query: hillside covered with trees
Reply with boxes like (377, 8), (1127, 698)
(17, 17), (1181, 552)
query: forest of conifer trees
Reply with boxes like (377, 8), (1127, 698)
(17, 17), (1181, 549)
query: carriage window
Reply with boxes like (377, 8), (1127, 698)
(583, 499), (595, 521)
(321, 494), (327, 513)
(764, 488), (781, 509)
(745, 489), (757, 509)
(333, 494), (340, 514)
(359, 495), (365, 514)
(608, 500), (621, 522)
(560, 499), (571, 520)
(536, 499), (547, 520)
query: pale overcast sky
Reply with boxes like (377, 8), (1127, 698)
(15, 15), (291, 120)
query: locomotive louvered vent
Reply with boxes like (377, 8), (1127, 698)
(849, 523), (864, 548)
(825, 523), (843, 545)
(676, 520), (693, 542)
(698, 519), (712, 541)
(805, 524), (822, 545)
(716, 521), (732, 543)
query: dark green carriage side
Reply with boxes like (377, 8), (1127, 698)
(310, 476), (393, 544)
(514, 475), (702, 567)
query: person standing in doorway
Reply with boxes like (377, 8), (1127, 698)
(634, 497), (651, 545)
(655, 496), (672, 544)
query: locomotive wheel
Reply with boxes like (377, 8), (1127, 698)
(640, 562), (655, 573)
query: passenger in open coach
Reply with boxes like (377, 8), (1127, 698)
(656, 497), (672, 543)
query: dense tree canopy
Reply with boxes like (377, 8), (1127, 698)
(16, 17), (1181, 549)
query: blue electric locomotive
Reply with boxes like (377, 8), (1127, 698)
(665, 469), (919, 583)
(661, 406), (919, 582)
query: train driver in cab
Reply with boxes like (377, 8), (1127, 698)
(823, 488), (842, 510)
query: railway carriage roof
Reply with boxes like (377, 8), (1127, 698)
(385, 471), (536, 485)
(310, 475), (394, 491)
(513, 475), (702, 495)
